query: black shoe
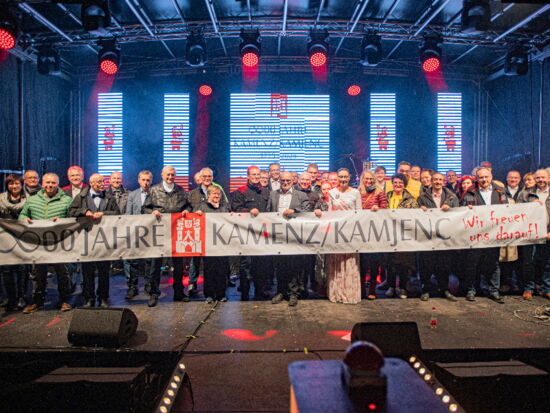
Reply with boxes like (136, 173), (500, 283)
(206, 297), (214, 304)
(271, 293), (284, 304)
(288, 295), (298, 307)
(125, 288), (138, 300)
(83, 299), (95, 308)
(466, 291), (476, 302)
(488, 293), (505, 304)
(188, 283), (198, 296)
(444, 290), (458, 302)
(148, 295), (158, 307)
(420, 293), (429, 301)
(219, 297), (228, 302)
(99, 299), (109, 308)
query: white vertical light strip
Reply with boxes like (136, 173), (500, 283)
(230, 93), (330, 191)
(163, 94), (190, 189)
(370, 93), (396, 175)
(98, 93), (123, 177)
(437, 93), (462, 175)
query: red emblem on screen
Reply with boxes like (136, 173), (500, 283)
(171, 125), (184, 151)
(443, 125), (456, 151)
(103, 125), (115, 151)
(270, 93), (288, 119)
(375, 125), (389, 151)
(172, 213), (205, 256)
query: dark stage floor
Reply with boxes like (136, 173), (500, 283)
(1, 275), (550, 412)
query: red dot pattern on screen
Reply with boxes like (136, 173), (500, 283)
(423, 57), (440, 72)
(100, 59), (118, 75)
(199, 85), (212, 96)
(348, 85), (361, 96)
(310, 52), (327, 67)
(0, 29), (15, 50)
(242, 52), (259, 67)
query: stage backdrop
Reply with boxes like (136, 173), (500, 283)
(0, 203), (546, 265)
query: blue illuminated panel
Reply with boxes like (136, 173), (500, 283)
(370, 93), (396, 175)
(230, 93), (330, 191)
(98, 93), (123, 177)
(163, 94), (190, 189)
(437, 93), (462, 175)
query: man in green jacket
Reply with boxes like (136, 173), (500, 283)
(19, 173), (74, 314)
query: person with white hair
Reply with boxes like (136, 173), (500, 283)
(142, 166), (192, 306)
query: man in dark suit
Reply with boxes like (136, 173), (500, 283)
(69, 173), (120, 307)
(124, 170), (154, 301)
(143, 166), (192, 305)
(267, 171), (309, 306)
(61, 165), (87, 199)
(445, 170), (459, 194)
(504, 170), (522, 202)
(461, 167), (509, 303)
(61, 165), (87, 292)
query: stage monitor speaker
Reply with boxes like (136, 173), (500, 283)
(68, 307), (138, 348)
(351, 322), (421, 359)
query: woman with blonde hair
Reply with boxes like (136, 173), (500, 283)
(358, 170), (388, 299)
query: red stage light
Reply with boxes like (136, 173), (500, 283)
(221, 329), (278, 341)
(242, 51), (259, 67)
(0, 28), (16, 50)
(368, 403), (378, 411)
(100, 59), (118, 75)
(422, 57), (440, 73)
(347, 85), (361, 96)
(310, 51), (327, 67)
(199, 85), (212, 96)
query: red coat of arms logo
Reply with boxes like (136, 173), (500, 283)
(103, 125), (116, 151)
(172, 213), (206, 256)
(375, 124), (389, 151)
(443, 125), (456, 152)
(270, 93), (288, 119)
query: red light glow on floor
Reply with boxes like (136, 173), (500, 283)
(221, 329), (278, 341)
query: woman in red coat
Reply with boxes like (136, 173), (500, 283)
(358, 170), (388, 299)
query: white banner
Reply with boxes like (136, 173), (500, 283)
(0, 203), (546, 265)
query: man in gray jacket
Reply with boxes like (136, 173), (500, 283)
(125, 170), (154, 302)
(267, 171), (309, 306)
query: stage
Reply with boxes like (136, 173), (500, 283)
(1, 275), (550, 412)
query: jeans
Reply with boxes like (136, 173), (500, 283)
(31, 264), (71, 305)
(126, 258), (154, 291)
(463, 248), (500, 295)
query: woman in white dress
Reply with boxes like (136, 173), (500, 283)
(324, 168), (362, 304)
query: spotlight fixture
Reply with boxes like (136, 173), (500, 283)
(82, 0), (111, 36)
(98, 39), (120, 75)
(461, 0), (490, 35)
(308, 29), (329, 67)
(347, 85), (361, 96)
(0, 8), (18, 50)
(419, 33), (442, 73)
(37, 46), (61, 75)
(185, 30), (206, 67)
(199, 85), (212, 96)
(504, 46), (529, 76)
(360, 31), (382, 67)
(239, 28), (261, 67)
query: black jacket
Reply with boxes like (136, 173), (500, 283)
(267, 189), (309, 214)
(460, 185), (509, 207)
(105, 186), (128, 214)
(188, 186), (227, 212)
(142, 183), (191, 214)
(68, 186), (120, 217)
(198, 201), (230, 214)
(504, 184), (523, 202)
(418, 187), (459, 209)
(296, 187), (321, 211)
(230, 182), (270, 213)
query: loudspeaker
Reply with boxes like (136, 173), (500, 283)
(68, 307), (138, 348)
(351, 322), (421, 359)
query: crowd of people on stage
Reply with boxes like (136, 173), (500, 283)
(1, 159), (549, 313)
